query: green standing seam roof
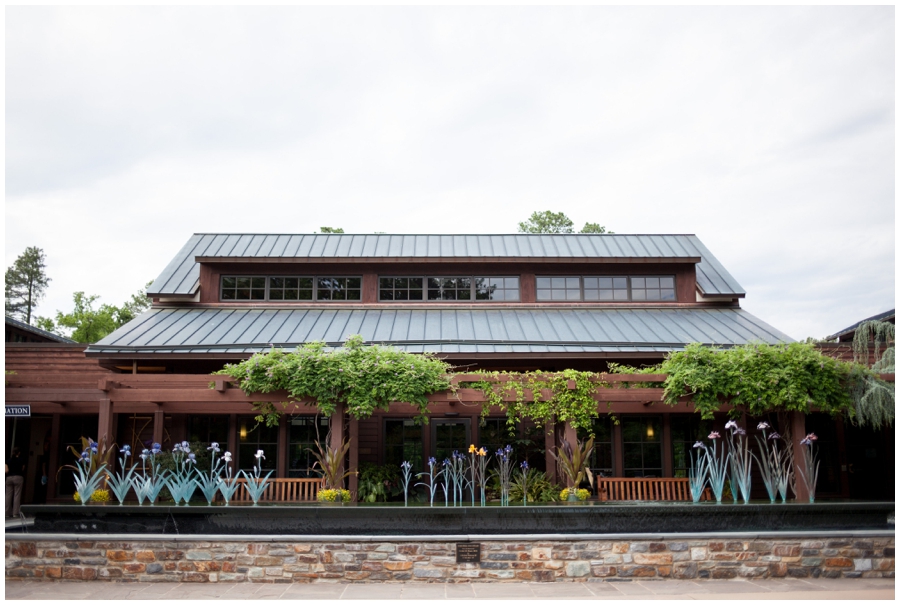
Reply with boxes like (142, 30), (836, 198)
(87, 307), (791, 355)
(146, 234), (745, 298)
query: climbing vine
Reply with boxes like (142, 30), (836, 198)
(463, 369), (607, 436)
(613, 342), (893, 429)
(215, 335), (452, 427)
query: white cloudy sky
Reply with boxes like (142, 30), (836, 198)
(5, 6), (894, 340)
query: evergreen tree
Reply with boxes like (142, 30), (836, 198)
(5, 246), (50, 324)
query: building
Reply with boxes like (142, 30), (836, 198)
(5, 233), (890, 502)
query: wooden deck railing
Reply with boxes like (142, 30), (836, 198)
(596, 477), (710, 501)
(229, 478), (324, 503)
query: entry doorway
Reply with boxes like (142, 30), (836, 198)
(431, 419), (471, 462)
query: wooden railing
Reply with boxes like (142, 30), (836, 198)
(596, 477), (710, 501)
(229, 478), (324, 503)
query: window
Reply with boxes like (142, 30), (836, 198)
(379, 276), (520, 302)
(622, 416), (662, 477)
(237, 416), (278, 472)
(379, 277), (424, 301)
(478, 418), (508, 455)
(187, 416), (229, 446)
(630, 276), (676, 301)
(537, 276), (676, 301)
(269, 277), (313, 301)
(536, 277), (581, 301)
(671, 415), (713, 478)
(316, 277), (362, 301)
(580, 417), (615, 478)
(428, 277), (471, 300)
(474, 277), (519, 301)
(384, 419), (423, 471)
(220, 276), (361, 301)
(583, 277), (628, 301)
(288, 416), (329, 478)
(221, 277), (266, 300)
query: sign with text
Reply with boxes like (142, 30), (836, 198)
(455, 542), (481, 564)
(5, 405), (31, 418)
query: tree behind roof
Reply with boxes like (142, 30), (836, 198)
(517, 211), (610, 234)
(5, 246), (51, 324)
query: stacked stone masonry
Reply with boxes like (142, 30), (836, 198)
(5, 538), (894, 583)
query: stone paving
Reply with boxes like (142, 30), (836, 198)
(4, 577), (895, 600)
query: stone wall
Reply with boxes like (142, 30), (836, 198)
(5, 536), (894, 583)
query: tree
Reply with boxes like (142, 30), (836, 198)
(38, 282), (153, 344)
(5, 246), (51, 324)
(517, 211), (611, 234)
(319, 227), (344, 233)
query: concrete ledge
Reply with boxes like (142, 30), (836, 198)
(6, 529), (895, 542)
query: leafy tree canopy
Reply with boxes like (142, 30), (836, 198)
(36, 282), (153, 343)
(319, 227), (345, 233)
(5, 246), (51, 324)
(517, 211), (610, 234)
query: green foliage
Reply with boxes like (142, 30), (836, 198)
(508, 468), (561, 503)
(467, 369), (604, 436)
(309, 439), (356, 490)
(550, 437), (595, 489)
(154, 441), (213, 474)
(319, 227), (345, 233)
(516, 211), (611, 234)
(216, 335), (452, 425)
(38, 282), (153, 343)
(579, 222), (609, 234)
(852, 319), (895, 371)
(656, 342), (856, 419)
(357, 462), (403, 502)
(5, 246), (50, 324)
(649, 342), (892, 429)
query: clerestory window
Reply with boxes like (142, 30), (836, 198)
(536, 275), (675, 301)
(378, 276), (520, 302)
(220, 276), (361, 301)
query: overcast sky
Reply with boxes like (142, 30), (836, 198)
(6, 6), (894, 341)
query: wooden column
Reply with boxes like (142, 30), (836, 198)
(47, 414), (60, 500)
(544, 421), (557, 484)
(791, 412), (810, 502)
(97, 399), (113, 447)
(277, 415), (288, 478)
(349, 417), (359, 496)
(227, 414), (238, 467)
(662, 414), (673, 477)
(563, 421), (577, 487)
(330, 402), (346, 488)
(613, 421), (624, 477)
(152, 409), (164, 447)
(835, 417), (850, 498)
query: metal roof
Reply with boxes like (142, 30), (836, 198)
(87, 307), (790, 356)
(5, 315), (77, 343)
(825, 309), (895, 341)
(147, 234), (745, 298)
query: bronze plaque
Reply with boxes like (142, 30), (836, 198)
(456, 542), (481, 563)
